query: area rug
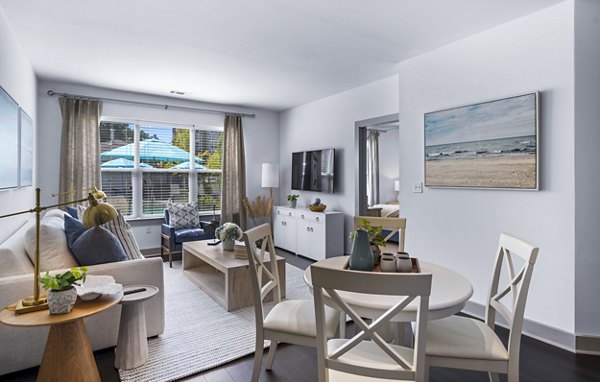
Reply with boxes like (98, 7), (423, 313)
(119, 261), (312, 382)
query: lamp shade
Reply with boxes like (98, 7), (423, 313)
(261, 163), (279, 188)
(394, 180), (400, 191)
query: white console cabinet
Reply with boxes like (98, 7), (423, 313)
(273, 206), (344, 261)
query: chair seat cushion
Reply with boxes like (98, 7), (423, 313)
(264, 299), (338, 338)
(174, 228), (208, 242)
(426, 315), (508, 360)
(326, 339), (415, 381)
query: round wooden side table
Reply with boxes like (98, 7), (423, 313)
(0, 293), (122, 382)
(114, 285), (159, 370)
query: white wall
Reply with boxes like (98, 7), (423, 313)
(378, 129), (400, 204)
(397, 2), (575, 333)
(37, 81), (280, 249)
(0, 7), (37, 243)
(279, 75), (399, 251)
(574, 0), (600, 337)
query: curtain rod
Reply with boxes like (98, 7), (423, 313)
(46, 90), (256, 118)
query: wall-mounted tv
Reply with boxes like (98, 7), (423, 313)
(291, 149), (335, 193)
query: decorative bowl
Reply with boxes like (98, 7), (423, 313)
(75, 275), (123, 301)
(308, 204), (327, 212)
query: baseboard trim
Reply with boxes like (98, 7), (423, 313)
(141, 248), (161, 257)
(463, 301), (587, 354)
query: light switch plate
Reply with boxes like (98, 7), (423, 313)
(412, 183), (423, 193)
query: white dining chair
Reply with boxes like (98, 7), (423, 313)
(353, 216), (407, 252)
(243, 224), (339, 382)
(311, 265), (432, 382)
(424, 232), (539, 382)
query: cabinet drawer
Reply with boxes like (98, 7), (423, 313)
(297, 212), (323, 223)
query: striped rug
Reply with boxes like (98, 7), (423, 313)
(119, 261), (312, 382)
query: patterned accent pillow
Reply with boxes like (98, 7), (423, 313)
(167, 203), (199, 229)
(101, 211), (144, 260)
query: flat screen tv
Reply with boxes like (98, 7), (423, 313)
(291, 149), (335, 193)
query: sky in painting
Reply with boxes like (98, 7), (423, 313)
(425, 93), (536, 147)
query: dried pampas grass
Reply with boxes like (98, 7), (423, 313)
(243, 195), (273, 227)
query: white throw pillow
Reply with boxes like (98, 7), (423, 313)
(24, 215), (78, 272)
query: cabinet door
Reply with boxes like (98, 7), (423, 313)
(273, 213), (285, 248)
(284, 217), (298, 253)
(296, 219), (311, 256)
(309, 222), (326, 260)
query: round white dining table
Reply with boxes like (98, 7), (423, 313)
(303, 256), (474, 322)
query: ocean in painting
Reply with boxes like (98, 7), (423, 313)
(425, 135), (536, 161)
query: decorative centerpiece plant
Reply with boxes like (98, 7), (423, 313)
(39, 266), (88, 314)
(215, 222), (243, 251)
(350, 218), (387, 256)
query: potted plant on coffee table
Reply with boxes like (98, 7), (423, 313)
(39, 266), (88, 315)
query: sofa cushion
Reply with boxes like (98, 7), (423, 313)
(167, 203), (199, 229)
(174, 228), (210, 243)
(0, 248), (27, 277)
(70, 227), (128, 266)
(24, 215), (78, 272)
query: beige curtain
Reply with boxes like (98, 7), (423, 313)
(58, 97), (103, 205)
(221, 115), (247, 229)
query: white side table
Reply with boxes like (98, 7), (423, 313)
(114, 285), (159, 370)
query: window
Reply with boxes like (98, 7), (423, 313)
(100, 121), (223, 218)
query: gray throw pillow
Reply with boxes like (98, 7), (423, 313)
(70, 227), (128, 266)
(101, 211), (143, 260)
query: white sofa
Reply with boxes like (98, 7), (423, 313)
(0, 215), (165, 376)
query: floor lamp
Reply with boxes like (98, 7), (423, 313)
(261, 163), (279, 230)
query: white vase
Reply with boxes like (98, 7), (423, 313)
(47, 286), (77, 315)
(222, 239), (235, 251)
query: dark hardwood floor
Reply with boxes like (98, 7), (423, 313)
(3, 250), (599, 382)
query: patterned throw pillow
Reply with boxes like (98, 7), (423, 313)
(167, 203), (199, 229)
(101, 211), (144, 260)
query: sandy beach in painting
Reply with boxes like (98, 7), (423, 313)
(426, 154), (537, 189)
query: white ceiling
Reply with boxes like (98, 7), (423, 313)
(1, 0), (564, 111)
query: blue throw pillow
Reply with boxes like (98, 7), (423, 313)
(70, 226), (128, 266)
(64, 214), (87, 248)
(66, 207), (79, 219)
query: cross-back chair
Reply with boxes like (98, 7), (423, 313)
(243, 223), (338, 382)
(353, 216), (407, 252)
(311, 265), (432, 382)
(424, 232), (539, 382)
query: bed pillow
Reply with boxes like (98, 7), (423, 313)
(70, 226), (128, 266)
(25, 215), (78, 271)
(167, 203), (199, 229)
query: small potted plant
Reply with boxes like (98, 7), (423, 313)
(39, 266), (88, 315)
(287, 194), (299, 208)
(215, 222), (243, 251)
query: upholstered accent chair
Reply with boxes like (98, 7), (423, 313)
(160, 208), (218, 267)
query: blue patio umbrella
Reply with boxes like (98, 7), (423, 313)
(101, 138), (203, 163)
(101, 158), (153, 168)
(169, 161), (207, 170)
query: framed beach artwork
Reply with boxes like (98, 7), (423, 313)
(0, 86), (19, 190)
(424, 92), (539, 190)
(19, 108), (33, 187)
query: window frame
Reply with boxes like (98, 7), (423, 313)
(99, 117), (223, 219)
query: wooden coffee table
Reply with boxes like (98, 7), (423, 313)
(183, 241), (286, 311)
(0, 293), (122, 382)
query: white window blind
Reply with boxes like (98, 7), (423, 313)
(99, 121), (223, 218)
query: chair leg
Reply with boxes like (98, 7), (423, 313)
(489, 372), (501, 382)
(265, 341), (278, 370)
(168, 240), (173, 268)
(251, 333), (264, 382)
